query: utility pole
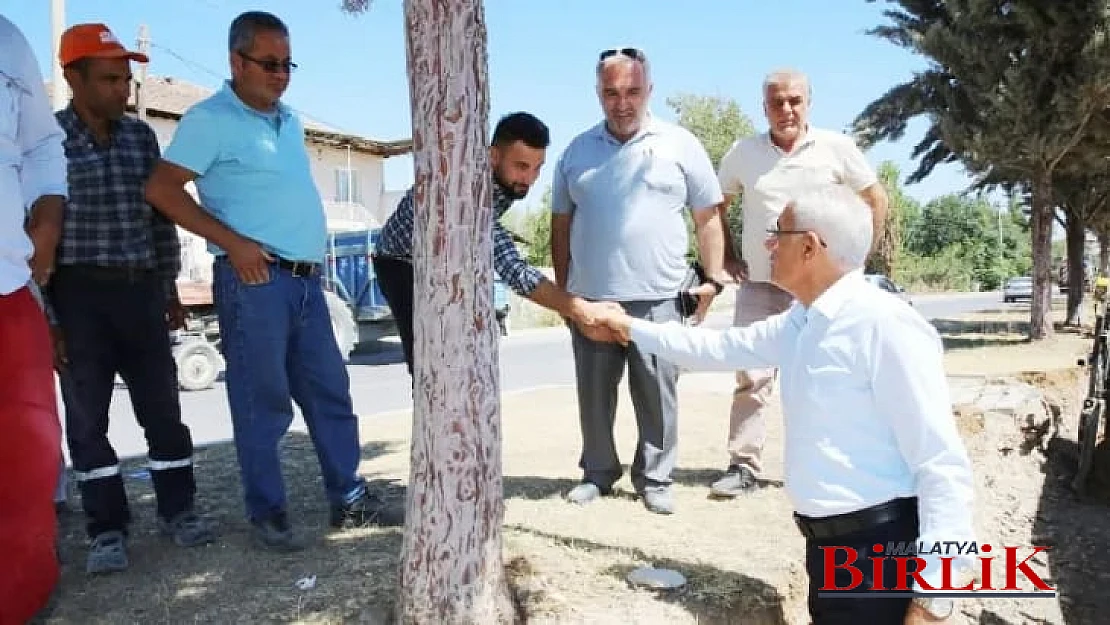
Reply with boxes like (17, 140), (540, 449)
(136, 24), (150, 121)
(50, 0), (67, 110)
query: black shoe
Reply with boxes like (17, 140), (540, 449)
(709, 465), (758, 498)
(251, 512), (305, 552)
(330, 487), (405, 528)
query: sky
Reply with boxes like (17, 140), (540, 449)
(4, 0), (980, 212)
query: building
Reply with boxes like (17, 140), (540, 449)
(49, 75), (412, 283)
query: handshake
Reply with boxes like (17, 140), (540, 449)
(564, 282), (719, 345)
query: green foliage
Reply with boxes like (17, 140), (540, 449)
(666, 93), (755, 259)
(511, 188), (553, 267)
(894, 192), (1031, 291)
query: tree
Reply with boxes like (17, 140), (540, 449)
(853, 0), (1110, 338)
(665, 93), (756, 258)
(513, 188), (553, 266)
(344, 0), (514, 622)
(865, 161), (914, 276)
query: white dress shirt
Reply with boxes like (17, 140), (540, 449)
(0, 15), (68, 295)
(630, 270), (976, 588)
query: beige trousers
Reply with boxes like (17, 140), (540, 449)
(726, 281), (794, 475)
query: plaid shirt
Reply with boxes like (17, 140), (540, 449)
(55, 106), (180, 291)
(376, 180), (544, 296)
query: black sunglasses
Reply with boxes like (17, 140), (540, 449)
(238, 51), (297, 74)
(599, 47), (646, 62)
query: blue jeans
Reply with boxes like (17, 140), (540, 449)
(212, 258), (363, 522)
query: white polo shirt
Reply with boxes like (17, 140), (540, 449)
(551, 115), (723, 301)
(718, 128), (877, 283)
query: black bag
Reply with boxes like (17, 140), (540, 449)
(677, 261), (708, 319)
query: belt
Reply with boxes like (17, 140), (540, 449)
(371, 252), (412, 264)
(55, 264), (155, 283)
(793, 497), (917, 541)
(273, 256), (321, 278)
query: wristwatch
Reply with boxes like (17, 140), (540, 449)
(912, 595), (954, 619)
(706, 277), (725, 295)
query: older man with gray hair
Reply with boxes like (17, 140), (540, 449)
(593, 184), (975, 625)
(708, 67), (889, 499)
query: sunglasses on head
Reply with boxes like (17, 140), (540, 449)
(599, 47), (645, 62)
(238, 51), (297, 74)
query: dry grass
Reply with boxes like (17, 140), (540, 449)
(39, 305), (1094, 625)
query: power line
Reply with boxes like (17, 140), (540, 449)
(148, 41), (362, 136)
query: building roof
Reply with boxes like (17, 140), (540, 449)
(49, 75), (413, 157)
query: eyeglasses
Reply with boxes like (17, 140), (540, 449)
(238, 51), (297, 74)
(599, 47), (646, 62)
(766, 228), (827, 247)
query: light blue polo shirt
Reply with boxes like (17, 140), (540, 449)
(163, 81), (326, 263)
(551, 115), (723, 301)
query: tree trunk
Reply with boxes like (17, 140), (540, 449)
(1029, 174), (1055, 339)
(1064, 207), (1086, 325)
(397, 1), (514, 623)
(1099, 230), (1110, 277)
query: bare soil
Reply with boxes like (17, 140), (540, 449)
(37, 305), (1108, 625)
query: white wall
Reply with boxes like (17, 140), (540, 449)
(148, 116), (409, 283)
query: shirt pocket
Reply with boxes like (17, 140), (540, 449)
(0, 72), (27, 146)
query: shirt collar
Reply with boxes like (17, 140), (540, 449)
(763, 125), (815, 155)
(806, 269), (866, 323)
(593, 110), (660, 145)
(56, 103), (121, 145)
(219, 80), (293, 120)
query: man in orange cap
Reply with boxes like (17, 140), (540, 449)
(0, 12), (67, 624)
(46, 22), (217, 575)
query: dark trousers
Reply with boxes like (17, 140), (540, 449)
(571, 298), (680, 493)
(801, 499), (918, 625)
(49, 267), (195, 538)
(372, 255), (415, 377)
(212, 258), (363, 522)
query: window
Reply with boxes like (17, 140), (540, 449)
(334, 168), (362, 204)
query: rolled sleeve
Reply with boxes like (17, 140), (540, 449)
(14, 45), (67, 206)
(492, 223), (542, 296)
(870, 312), (978, 590)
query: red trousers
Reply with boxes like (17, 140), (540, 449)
(0, 287), (61, 625)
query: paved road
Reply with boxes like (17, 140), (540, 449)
(86, 290), (1015, 459)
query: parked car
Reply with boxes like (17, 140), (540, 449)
(864, 273), (913, 306)
(1002, 276), (1033, 303)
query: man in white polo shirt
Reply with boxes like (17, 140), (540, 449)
(708, 68), (889, 498)
(550, 47), (729, 515)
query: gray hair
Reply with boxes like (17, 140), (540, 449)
(596, 49), (652, 85)
(789, 184), (872, 271)
(229, 11), (288, 53)
(763, 67), (811, 99)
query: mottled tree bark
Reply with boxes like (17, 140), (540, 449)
(397, 0), (514, 623)
(1064, 207), (1087, 326)
(1029, 173), (1055, 339)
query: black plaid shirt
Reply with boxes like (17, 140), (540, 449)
(376, 181), (544, 296)
(55, 106), (180, 291)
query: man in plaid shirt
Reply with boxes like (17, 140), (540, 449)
(373, 112), (618, 378)
(46, 24), (216, 575)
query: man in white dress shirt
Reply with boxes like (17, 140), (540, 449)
(0, 13), (68, 623)
(594, 184), (975, 624)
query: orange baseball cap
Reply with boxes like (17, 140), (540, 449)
(59, 23), (149, 67)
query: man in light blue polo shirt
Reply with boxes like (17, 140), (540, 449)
(551, 47), (729, 515)
(144, 10), (401, 551)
